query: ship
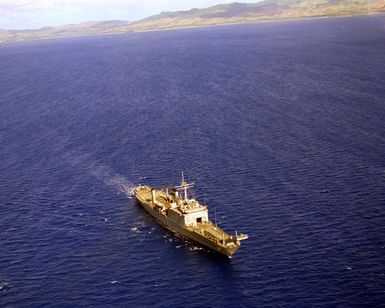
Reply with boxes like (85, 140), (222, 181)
(134, 174), (248, 257)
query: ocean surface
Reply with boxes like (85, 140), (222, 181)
(1, 14), (385, 307)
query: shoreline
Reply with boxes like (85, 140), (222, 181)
(1, 11), (384, 44)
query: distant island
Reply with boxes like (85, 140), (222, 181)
(1, 0), (384, 42)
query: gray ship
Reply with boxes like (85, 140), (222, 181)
(134, 174), (248, 257)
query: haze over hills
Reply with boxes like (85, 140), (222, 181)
(1, 0), (384, 42)
(0, 20), (132, 42)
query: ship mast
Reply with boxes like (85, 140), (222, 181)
(175, 172), (194, 201)
(182, 172), (188, 200)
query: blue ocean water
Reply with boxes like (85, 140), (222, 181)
(1, 14), (385, 307)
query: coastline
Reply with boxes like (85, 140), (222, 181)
(1, 11), (384, 44)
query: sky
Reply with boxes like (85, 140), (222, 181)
(0, 0), (259, 30)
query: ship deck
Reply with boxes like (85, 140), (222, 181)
(135, 185), (234, 243)
(193, 222), (231, 241)
(135, 186), (170, 205)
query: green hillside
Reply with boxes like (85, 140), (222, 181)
(129, 0), (385, 31)
(1, 0), (384, 42)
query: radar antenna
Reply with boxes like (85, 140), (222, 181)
(175, 172), (194, 201)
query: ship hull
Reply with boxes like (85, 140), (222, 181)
(135, 196), (238, 257)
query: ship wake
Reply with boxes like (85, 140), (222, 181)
(63, 149), (136, 197)
(90, 165), (135, 197)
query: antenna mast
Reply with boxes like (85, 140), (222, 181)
(175, 172), (194, 201)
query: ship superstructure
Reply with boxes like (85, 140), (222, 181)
(134, 174), (248, 257)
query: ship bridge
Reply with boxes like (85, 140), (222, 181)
(178, 199), (208, 226)
(172, 174), (209, 226)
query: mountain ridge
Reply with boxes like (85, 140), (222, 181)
(1, 0), (384, 42)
